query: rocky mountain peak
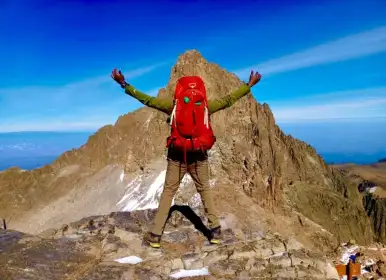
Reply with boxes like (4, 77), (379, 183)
(155, 49), (244, 100)
(175, 49), (206, 66)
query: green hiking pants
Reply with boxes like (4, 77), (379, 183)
(151, 158), (220, 235)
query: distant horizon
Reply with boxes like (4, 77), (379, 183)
(0, 150), (384, 171)
(0, 121), (385, 171)
(1, 116), (386, 134)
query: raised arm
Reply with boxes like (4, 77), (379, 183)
(111, 69), (173, 115)
(124, 84), (173, 114)
(208, 70), (262, 114)
(208, 84), (251, 114)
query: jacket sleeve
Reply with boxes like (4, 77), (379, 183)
(208, 84), (251, 114)
(124, 84), (173, 115)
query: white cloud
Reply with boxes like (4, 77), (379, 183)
(270, 87), (386, 122)
(234, 26), (386, 78)
(0, 119), (112, 133)
(0, 62), (167, 132)
(0, 61), (167, 104)
(232, 26), (386, 122)
(54, 62), (167, 96)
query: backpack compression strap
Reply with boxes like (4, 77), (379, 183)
(169, 100), (210, 129)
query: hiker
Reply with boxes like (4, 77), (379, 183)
(111, 68), (261, 248)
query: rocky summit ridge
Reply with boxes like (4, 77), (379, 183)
(0, 209), (341, 280)
(0, 49), (378, 279)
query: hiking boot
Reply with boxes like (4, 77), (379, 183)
(143, 232), (161, 248)
(209, 226), (222, 244)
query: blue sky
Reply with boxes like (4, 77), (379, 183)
(0, 0), (386, 132)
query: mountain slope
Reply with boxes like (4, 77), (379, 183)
(333, 162), (386, 243)
(0, 50), (373, 248)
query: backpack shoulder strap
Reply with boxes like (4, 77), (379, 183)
(169, 99), (178, 127)
(204, 100), (209, 128)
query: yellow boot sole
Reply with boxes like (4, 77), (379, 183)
(149, 242), (161, 248)
(210, 239), (221, 245)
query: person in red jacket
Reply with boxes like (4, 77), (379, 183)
(112, 68), (261, 248)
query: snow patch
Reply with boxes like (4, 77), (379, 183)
(340, 245), (359, 264)
(117, 170), (167, 211)
(170, 267), (210, 278)
(114, 256), (143, 264)
(179, 174), (215, 188)
(117, 176), (143, 205)
(270, 251), (287, 258)
(369, 187), (378, 193)
(189, 193), (202, 208)
(365, 259), (376, 265)
(180, 174), (193, 189)
(24, 268), (34, 272)
(368, 247), (380, 250)
(137, 170), (167, 209)
(116, 171), (125, 183)
(361, 258), (376, 275)
(65, 233), (83, 240)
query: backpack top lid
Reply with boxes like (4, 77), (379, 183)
(174, 76), (206, 99)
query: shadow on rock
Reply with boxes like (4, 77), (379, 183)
(166, 205), (211, 240)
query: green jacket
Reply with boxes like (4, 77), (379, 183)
(124, 83), (251, 115)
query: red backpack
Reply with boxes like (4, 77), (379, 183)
(166, 76), (216, 161)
